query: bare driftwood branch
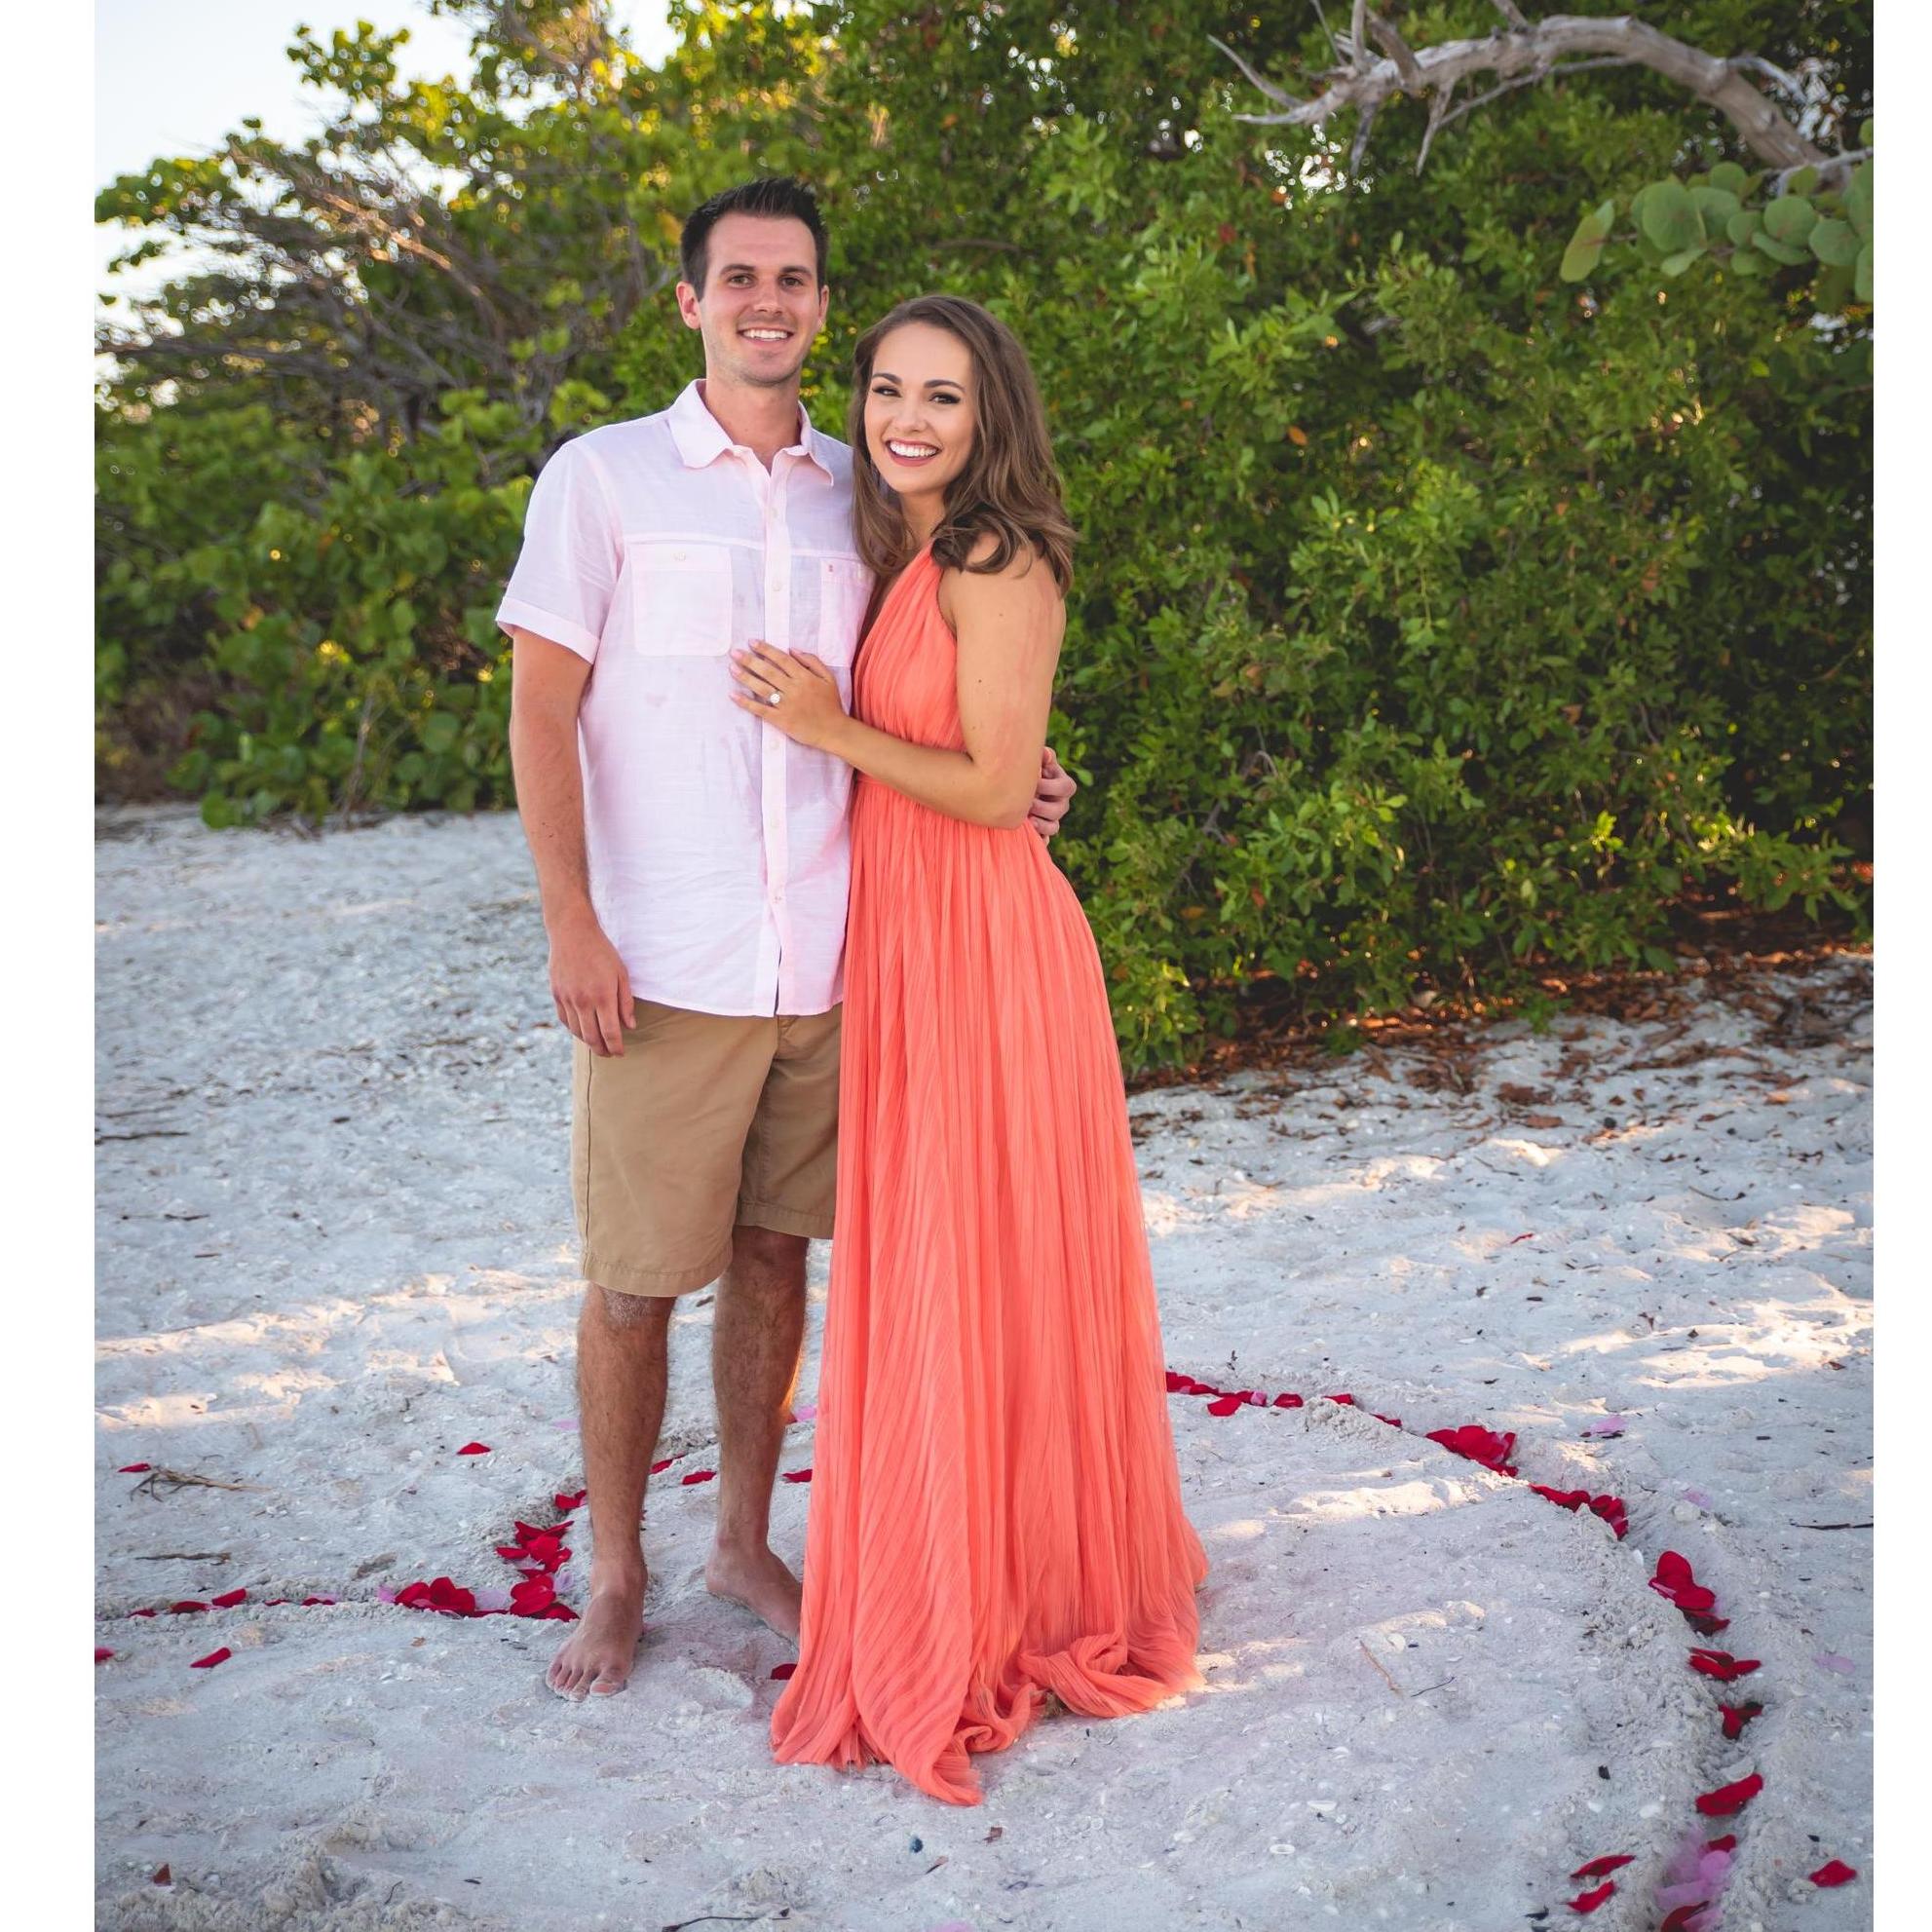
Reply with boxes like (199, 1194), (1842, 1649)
(1219, 9), (1839, 178)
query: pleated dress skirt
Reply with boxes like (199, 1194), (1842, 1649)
(770, 546), (1207, 1804)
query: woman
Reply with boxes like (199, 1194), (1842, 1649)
(728, 294), (1206, 1805)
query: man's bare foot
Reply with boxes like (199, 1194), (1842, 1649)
(547, 1570), (645, 1699)
(704, 1541), (803, 1643)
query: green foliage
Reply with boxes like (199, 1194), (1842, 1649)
(97, 0), (1872, 1068)
(1562, 150), (1873, 317)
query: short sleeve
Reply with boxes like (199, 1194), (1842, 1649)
(495, 439), (620, 663)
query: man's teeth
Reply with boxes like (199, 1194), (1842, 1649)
(742, 328), (790, 340)
(889, 441), (938, 458)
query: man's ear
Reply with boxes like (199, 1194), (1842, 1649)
(674, 282), (703, 332)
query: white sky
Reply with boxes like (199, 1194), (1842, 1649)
(96, 0), (677, 298)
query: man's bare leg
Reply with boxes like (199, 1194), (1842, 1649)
(704, 1226), (808, 1641)
(548, 1283), (673, 1698)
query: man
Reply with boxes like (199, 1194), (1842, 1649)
(499, 178), (1076, 1699)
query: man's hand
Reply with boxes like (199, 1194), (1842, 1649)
(1029, 745), (1078, 840)
(549, 911), (635, 1057)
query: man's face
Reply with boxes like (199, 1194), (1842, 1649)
(676, 213), (827, 391)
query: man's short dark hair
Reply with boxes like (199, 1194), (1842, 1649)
(680, 178), (828, 293)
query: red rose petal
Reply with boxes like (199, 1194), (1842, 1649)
(1694, 1771), (1763, 1817)
(118, 1462), (152, 1473)
(1705, 1836), (1736, 1853)
(1719, 1701), (1762, 1740)
(1206, 1395), (1245, 1417)
(681, 1468), (716, 1485)
(1658, 1906), (1708, 1932)
(457, 1442), (491, 1456)
(425, 1576), (479, 1615)
(209, 1588), (248, 1610)
(1426, 1424), (1519, 1476)
(650, 1458), (672, 1474)
(1532, 1485), (1590, 1511)
(189, 1647), (232, 1669)
(771, 1662), (796, 1680)
(554, 1490), (587, 1513)
(1687, 1649), (1761, 1682)
(1164, 1371), (1190, 1393)
(782, 1468), (813, 1483)
(300, 1596), (334, 1607)
(1567, 1879), (1615, 1913)
(1374, 1413), (1403, 1428)
(95, 1648), (115, 1663)
(1652, 1550), (1695, 1592)
(1808, 1859), (1857, 1887)
(169, 1601), (208, 1615)
(1685, 1611), (1731, 1636)
(1588, 1494), (1630, 1537)
(1272, 1392), (1304, 1409)
(509, 1574), (558, 1617)
(128, 1608), (157, 1619)
(152, 1864), (171, 1886)
(1328, 1392), (1356, 1406)
(1570, 1854), (1635, 1879)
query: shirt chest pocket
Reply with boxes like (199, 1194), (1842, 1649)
(815, 557), (873, 668)
(622, 541), (736, 656)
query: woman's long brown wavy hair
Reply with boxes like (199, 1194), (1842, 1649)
(847, 294), (1076, 595)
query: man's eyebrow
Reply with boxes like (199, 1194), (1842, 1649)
(717, 261), (816, 277)
(871, 370), (965, 389)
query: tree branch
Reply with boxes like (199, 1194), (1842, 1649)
(1219, 10), (1836, 177)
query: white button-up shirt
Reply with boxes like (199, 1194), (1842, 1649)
(497, 381), (870, 1017)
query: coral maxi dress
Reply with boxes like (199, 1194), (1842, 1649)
(770, 544), (1208, 1805)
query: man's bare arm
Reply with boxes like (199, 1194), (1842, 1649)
(508, 627), (634, 1057)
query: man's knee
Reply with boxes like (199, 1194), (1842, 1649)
(584, 1281), (677, 1334)
(728, 1225), (809, 1281)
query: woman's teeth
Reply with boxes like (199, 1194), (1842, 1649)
(887, 441), (938, 462)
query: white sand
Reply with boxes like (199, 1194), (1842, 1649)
(95, 807), (1873, 1931)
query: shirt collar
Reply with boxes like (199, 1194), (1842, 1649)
(669, 380), (833, 481)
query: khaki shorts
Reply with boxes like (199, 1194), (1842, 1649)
(571, 1001), (841, 1297)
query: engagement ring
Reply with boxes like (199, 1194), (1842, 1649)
(767, 692), (782, 706)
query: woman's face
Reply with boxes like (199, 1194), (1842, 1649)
(862, 322), (976, 504)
